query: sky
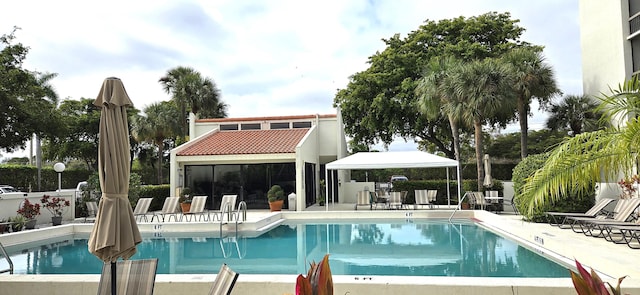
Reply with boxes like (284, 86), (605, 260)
(1, 0), (582, 158)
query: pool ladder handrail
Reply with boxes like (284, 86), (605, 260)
(0, 241), (13, 274)
(448, 192), (470, 223)
(219, 201), (247, 234)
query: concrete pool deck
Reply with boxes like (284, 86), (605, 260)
(0, 205), (639, 294)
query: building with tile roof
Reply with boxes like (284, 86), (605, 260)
(169, 113), (348, 211)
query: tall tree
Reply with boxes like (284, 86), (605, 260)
(449, 58), (515, 190)
(502, 47), (560, 158)
(545, 94), (607, 136)
(520, 77), (640, 217)
(159, 66), (226, 141)
(131, 101), (181, 184)
(416, 56), (468, 163)
(0, 28), (60, 153)
(334, 12), (527, 158)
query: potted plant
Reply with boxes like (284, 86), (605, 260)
(317, 180), (326, 206)
(9, 215), (26, 232)
(0, 218), (9, 234)
(41, 195), (70, 226)
(16, 198), (40, 229)
(267, 185), (285, 211)
(179, 187), (192, 213)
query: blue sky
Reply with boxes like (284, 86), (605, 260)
(1, 0), (581, 156)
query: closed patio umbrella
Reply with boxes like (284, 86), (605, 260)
(483, 154), (493, 187)
(88, 77), (142, 295)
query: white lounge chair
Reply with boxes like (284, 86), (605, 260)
(133, 198), (153, 222)
(212, 195), (237, 221)
(181, 196), (208, 222)
(354, 191), (371, 210)
(208, 263), (239, 295)
(151, 197), (180, 222)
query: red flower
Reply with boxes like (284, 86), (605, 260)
(40, 195), (70, 216)
(17, 199), (41, 219)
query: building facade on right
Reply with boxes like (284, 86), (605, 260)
(580, 0), (640, 124)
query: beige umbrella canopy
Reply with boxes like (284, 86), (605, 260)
(88, 77), (142, 262)
(483, 154), (493, 187)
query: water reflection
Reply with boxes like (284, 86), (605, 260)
(4, 221), (569, 277)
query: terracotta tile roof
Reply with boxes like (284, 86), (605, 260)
(196, 114), (336, 123)
(177, 128), (310, 156)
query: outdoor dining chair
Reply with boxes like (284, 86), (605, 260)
(208, 263), (239, 295)
(97, 258), (158, 295)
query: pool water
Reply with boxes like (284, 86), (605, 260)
(1, 220), (570, 277)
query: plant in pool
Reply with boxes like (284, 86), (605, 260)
(570, 259), (626, 295)
(40, 195), (70, 216)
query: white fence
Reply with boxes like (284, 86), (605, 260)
(0, 192), (76, 225)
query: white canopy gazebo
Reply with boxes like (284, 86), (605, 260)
(324, 151), (461, 209)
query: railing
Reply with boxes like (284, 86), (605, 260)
(0, 241), (13, 274)
(448, 192), (470, 223)
(219, 201), (247, 235)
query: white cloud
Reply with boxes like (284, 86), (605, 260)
(1, 0), (581, 156)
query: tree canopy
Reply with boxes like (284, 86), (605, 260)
(334, 12), (528, 158)
(0, 28), (62, 152)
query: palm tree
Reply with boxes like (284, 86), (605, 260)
(416, 56), (466, 163)
(33, 72), (59, 190)
(449, 58), (515, 190)
(159, 67), (226, 139)
(502, 48), (560, 159)
(520, 77), (640, 216)
(545, 94), (607, 136)
(131, 101), (181, 184)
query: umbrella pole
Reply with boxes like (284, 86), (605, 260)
(111, 261), (116, 295)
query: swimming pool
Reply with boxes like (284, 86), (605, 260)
(1, 219), (570, 278)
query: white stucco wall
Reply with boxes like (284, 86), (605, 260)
(579, 0), (631, 97)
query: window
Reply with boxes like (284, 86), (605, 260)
(220, 124), (238, 131)
(292, 121), (311, 128)
(241, 123), (261, 130)
(270, 122), (290, 129)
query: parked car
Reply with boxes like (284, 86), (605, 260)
(0, 185), (26, 198)
(390, 175), (408, 182)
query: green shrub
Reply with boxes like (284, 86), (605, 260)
(512, 153), (595, 222)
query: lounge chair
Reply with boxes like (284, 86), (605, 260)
(209, 263), (239, 295)
(181, 196), (209, 222)
(97, 258), (158, 295)
(566, 198), (640, 237)
(151, 197), (180, 222)
(354, 191), (371, 210)
(133, 198), (153, 222)
(603, 223), (640, 248)
(211, 195), (237, 221)
(546, 198), (615, 228)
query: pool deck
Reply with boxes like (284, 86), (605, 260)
(1, 204), (639, 294)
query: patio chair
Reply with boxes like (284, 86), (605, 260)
(546, 198), (615, 228)
(208, 263), (239, 295)
(133, 198), (153, 222)
(372, 190), (389, 209)
(97, 258), (158, 295)
(566, 198), (640, 237)
(388, 192), (403, 209)
(354, 190), (371, 210)
(150, 197), (180, 222)
(181, 196), (209, 222)
(472, 192), (490, 210)
(85, 201), (98, 223)
(414, 189), (429, 209)
(211, 195), (238, 222)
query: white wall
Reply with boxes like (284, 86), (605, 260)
(0, 192), (76, 225)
